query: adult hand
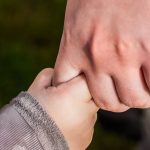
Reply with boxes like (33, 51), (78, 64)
(53, 0), (150, 112)
(28, 68), (98, 150)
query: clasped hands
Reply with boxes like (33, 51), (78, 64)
(54, 0), (150, 112)
(29, 0), (150, 149)
(28, 68), (98, 150)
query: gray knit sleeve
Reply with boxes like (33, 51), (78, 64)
(0, 92), (69, 150)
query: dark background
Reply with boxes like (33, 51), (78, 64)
(0, 0), (141, 149)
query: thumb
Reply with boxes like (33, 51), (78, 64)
(53, 35), (80, 86)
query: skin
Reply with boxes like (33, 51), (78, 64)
(28, 68), (99, 150)
(53, 0), (150, 112)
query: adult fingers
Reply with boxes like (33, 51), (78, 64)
(113, 68), (150, 108)
(142, 62), (150, 92)
(85, 72), (129, 112)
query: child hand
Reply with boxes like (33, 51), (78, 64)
(28, 68), (99, 150)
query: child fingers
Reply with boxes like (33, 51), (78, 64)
(57, 74), (92, 102)
(30, 68), (54, 90)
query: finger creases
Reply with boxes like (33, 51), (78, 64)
(113, 68), (150, 108)
(86, 73), (129, 112)
(142, 63), (150, 92)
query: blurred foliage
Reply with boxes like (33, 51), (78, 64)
(0, 0), (136, 149)
(0, 0), (66, 106)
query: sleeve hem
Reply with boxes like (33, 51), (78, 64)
(11, 91), (69, 150)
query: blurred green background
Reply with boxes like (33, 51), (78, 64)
(0, 0), (137, 149)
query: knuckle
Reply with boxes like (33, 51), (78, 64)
(132, 99), (147, 108)
(115, 39), (134, 60)
(121, 95), (147, 108)
(35, 68), (53, 86)
(38, 68), (53, 78)
(94, 93), (123, 112)
(40, 68), (53, 75)
(94, 94), (128, 112)
(97, 99), (118, 112)
(117, 40), (128, 56)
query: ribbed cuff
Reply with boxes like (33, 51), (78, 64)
(11, 92), (69, 150)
